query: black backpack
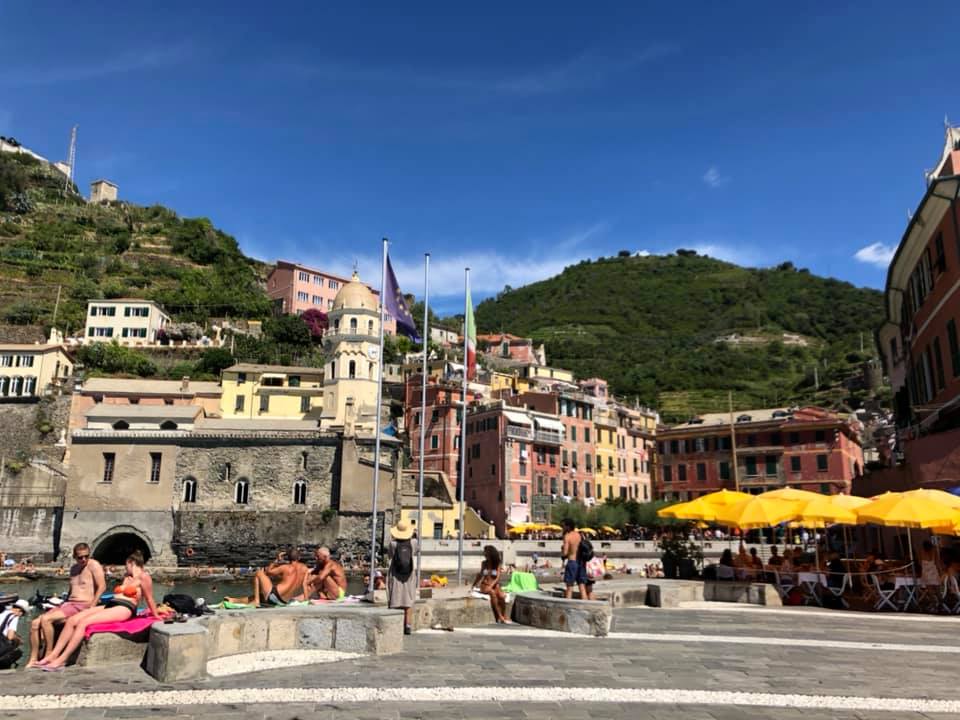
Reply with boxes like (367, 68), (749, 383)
(162, 593), (203, 616)
(391, 540), (413, 580)
(0, 635), (22, 670)
(577, 537), (594, 563)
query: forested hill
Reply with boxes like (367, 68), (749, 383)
(0, 149), (271, 335)
(474, 251), (886, 418)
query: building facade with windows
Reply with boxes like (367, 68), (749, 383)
(0, 343), (73, 402)
(655, 406), (863, 500)
(877, 125), (960, 488)
(83, 299), (170, 345)
(220, 364), (324, 421)
(266, 260), (397, 335)
(460, 401), (566, 537)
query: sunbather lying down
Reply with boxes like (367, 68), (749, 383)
(224, 548), (308, 606)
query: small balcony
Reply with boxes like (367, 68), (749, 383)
(535, 430), (562, 445)
(506, 425), (534, 441)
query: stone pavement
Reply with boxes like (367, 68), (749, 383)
(3, 604), (960, 719)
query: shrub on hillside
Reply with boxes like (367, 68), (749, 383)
(3, 300), (42, 325)
(195, 347), (235, 376)
(76, 342), (157, 377)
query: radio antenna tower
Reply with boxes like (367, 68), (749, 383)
(64, 125), (77, 194)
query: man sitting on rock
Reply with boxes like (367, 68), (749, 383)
(305, 547), (348, 601)
(226, 548), (309, 606)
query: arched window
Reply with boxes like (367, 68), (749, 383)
(182, 478), (197, 503)
(330, 360), (336, 378)
(333, 319), (340, 332)
(349, 360), (356, 379)
(350, 318), (358, 333)
(234, 478), (249, 505)
(160, 420), (178, 430)
(368, 362), (374, 378)
(367, 320), (374, 334)
(112, 420), (130, 430)
(293, 479), (307, 505)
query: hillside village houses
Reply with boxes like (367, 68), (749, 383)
(0, 333), (74, 402)
(83, 299), (170, 345)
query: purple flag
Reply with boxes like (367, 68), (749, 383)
(384, 256), (421, 343)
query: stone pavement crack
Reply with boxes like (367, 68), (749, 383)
(0, 687), (957, 714)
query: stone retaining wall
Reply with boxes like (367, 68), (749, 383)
(145, 604), (404, 683)
(512, 591), (612, 636)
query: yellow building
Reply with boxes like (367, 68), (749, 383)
(518, 364), (575, 385)
(593, 408), (619, 502)
(0, 342), (74, 401)
(220, 363), (324, 419)
(400, 470), (495, 539)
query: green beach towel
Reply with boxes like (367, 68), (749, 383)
(216, 600), (256, 610)
(503, 571), (538, 594)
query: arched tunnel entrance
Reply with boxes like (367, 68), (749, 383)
(92, 531), (153, 565)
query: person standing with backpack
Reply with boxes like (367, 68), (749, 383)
(387, 521), (418, 635)
(561, 518), (595, 600)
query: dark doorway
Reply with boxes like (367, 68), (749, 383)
(93, 532), (152, 565)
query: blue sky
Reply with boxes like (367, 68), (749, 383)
(2, 3), (957, 313)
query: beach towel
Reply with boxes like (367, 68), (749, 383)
(215, 600), (255, 610)
(83, 611), (169, 639)
(502, 571), (538, 594)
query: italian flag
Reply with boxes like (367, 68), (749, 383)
(465, 284), (476, 380)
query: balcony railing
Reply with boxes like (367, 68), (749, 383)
(535, 430), (562, 445)
(506, 425), (534, 441)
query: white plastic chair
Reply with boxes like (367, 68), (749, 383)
(773, 570), (795, 602)
(825, 573), (850, 608)
(871, 574), (897, 611)
(941, 575), (960, 614)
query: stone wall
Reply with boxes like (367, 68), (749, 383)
(0, 506), (60, 557)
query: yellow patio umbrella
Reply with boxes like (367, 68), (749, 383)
(601, 525), (619, 534)
(797, 494), (862, 525)
(714, 496), (802, 529)
(542, 524), (563, 532)
(508, 525), (529, 535)
(856, 493), (960, 529)
(829, 494), (872, 510)
(657, 489), (751, 520)
(761, 487), (823, 503)
(577, 527), (598, 535)
(902, 488), (960, 509)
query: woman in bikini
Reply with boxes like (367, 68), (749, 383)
(471, 545), (509, 624)
(37, 550), (159, 671)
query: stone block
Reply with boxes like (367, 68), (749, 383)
(333, 618), (367, 653)
(369, 613), (404, 655)
(214, 618), (244, 658)
(297, 617), (334, 649)
(513, 592), (612, 637)
(76, 631), (148, 667)
(146, 623), (208, 683)
(267, 616), (297, 650)
(242, 616), (269, 651)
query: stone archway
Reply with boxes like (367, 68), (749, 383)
(91, 525), (155, 565)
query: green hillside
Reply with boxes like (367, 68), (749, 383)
(0, 150), (271, 335)
(474, 251), (886, 419)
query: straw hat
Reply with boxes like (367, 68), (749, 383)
(390, 521), (414, 540)
(13, 599), (29, 613)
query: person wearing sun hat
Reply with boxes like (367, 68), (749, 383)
(387, 520), (418, 635)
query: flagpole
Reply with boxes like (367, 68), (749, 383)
(457, 267), (470, 585)
(415, 253), (430, 590)
(367, 237), (388, 595)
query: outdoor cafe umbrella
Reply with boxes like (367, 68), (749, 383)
(577, 527), (598, 535)
(856, 492), (960, 568)
(761, 487), (823, 503)
(797, 494), (860, 526)
(657, 489), (751, 521)
(714, 496), (802, 530)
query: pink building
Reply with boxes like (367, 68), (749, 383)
(507, 390), (596, 504)
(405, 376), (468, 488)
(463, 401), (565, 537)
(267, 260), (397, 334)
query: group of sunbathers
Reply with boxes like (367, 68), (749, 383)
(226, 546), (348, 606)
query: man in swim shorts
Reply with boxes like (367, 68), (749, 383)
(26, 542), (105, 668)
(305, 547), (348, 601)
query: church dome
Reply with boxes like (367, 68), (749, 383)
(332, 272), (377, 311)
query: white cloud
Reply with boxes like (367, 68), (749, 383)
(853, 242), (896, 268)
(635, 250), (651, 257)
(684, 244), (767, 267)
(0, 46), (189, 88)
(702, 166), (729, 189)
